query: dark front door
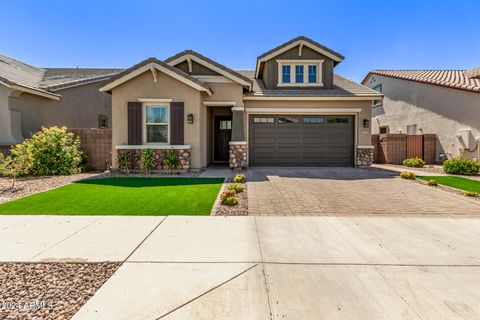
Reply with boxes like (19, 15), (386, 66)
(214, 116), (232, 162)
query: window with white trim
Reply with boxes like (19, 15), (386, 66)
(144, 104), (169, 144)
(278, 60), (323, 86)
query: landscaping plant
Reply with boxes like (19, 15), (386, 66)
(227, 183), (244, 193)
(403, 157), (425, 168)
(220, 191), (239, 206)
(427, 179), (438, 186)
(163, 149), (179, 175)
(117, 151), (131, 174)
(0, 154), (31, 189)
(464, 191), (479, 197)
(443, 157), (480, 175)
(6, 126), (82, 176)
(400, 171), (416, 180)
(140, 148), (155, 174)
(232, 173), (246, 183)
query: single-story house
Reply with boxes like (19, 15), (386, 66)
(0, 53), (122, 149)
(362, 68), (480, 161)
(100, 36), (382, 170)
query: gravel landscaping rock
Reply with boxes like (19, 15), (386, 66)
(0, 173), (101, 203)
(0, 262), (120, 320)
(213, 170), (248, 216)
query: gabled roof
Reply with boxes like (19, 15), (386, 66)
(362, 70), (480, 94)
(99, 58), (212, 95)
(255, 36), (345, 78)
(40, 68), (124, 91)
(245, 74), (382, 100)
(165, 50), (253, 89)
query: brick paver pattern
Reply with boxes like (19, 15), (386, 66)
(247, 167), (480, 215)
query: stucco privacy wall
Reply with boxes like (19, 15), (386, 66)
(243, 100), (372, 146)
(368, 75), (480, 160)
(9, 82), (112, 138)
(111, 71), (204, 168)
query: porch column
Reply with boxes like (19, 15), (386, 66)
(229, 106), (247, 168)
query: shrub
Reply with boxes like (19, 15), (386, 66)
(0, 153), (5, 175)
(464, 191), (479, 197)
(232, 173), (246, 183)
(227, 183), (244, 194)
(0, 154), (31, 188)
(403, 157), (425, 168)
(163, 149), (179, 174)
(443, 157), (480, 175)
(117, 151), (131, 174)
(220, 191), (238, 206)
(427, 179), (438, 186)
(141, 148), (155, 174)
(8, 126), (82, 176)
(400, 171), (416, 180)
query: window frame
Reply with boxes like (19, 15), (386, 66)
(372, 84), (383, 107)
(142, 103), (170, 145)
(98, 115), (108, 129)
(277, 59), (323, 87)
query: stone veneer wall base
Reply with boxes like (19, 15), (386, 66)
(117, 148), (191, 171)
(229, 142), (247, 169)
(357, 147), (374, 167)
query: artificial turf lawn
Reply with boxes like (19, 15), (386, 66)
(0, 177), (224, 215)
(418, 176), (480, 193)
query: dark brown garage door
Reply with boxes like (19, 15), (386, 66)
(249, 115), (354, 166)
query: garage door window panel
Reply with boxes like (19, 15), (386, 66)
(278, 117), (299, 124)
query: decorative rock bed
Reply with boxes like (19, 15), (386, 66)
(213, 171), (248, 216)
(0, 262), (120, 320)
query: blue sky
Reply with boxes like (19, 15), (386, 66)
(1, 0), (478, 82)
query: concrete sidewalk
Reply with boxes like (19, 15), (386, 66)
(2, 215), (480, 319)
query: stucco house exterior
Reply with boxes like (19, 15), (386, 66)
(362, 68), (480, 161)
(0, 53), (121, 149)
(100, 36), (382, 170)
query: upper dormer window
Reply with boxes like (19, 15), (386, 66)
(278, 60), (323, 87)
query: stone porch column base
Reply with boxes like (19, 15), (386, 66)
(229, 141), (247, 169)
(356, 145), (374, 167)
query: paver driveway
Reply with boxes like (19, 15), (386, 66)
(247, 167), (480, 215)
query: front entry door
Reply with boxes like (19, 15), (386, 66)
(214, 116), (232, 162)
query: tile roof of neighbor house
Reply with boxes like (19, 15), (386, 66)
(0, 53), (122, 94)
(164, 50), (253, 86)
(247, 74), (382, 97)
(363, 70), (480, 93)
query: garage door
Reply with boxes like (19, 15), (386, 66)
(249, 115), (354, 166)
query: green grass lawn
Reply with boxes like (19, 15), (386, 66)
(0, 177), (224, 215)
(418, 176), (480, 193)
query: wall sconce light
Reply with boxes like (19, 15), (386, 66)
(187, 114), (194, 124)
(363, 119), (370, 128)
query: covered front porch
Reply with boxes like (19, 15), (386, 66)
(204, 101), (247, 169)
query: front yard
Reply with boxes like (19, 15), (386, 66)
(0, 177), (224, 215)
(417, 176), (480, 193)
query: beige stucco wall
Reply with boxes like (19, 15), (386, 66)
(243, 99), (372, 147)
(110, 70), (205, 168)
(9, 82), (112, 139)
(0, 84), (24, 145)
(365, 75), (480, 160)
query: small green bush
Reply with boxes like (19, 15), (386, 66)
(232, 173), (246, 183)
(227, 183), (244, 194)
(163, 149), (180, 174)
(6, 126), (82, 176)
(117, 151), (131, 174)
(0, 153), (5, 175)
(141, 148), (155, 174)
(220, 191), (239, 206)
(427, 179), (438, 186)
(400, 171), (416, 180)
(443, 157), (480, 175)
(464, 191), (479, 197)
(403, 157), (425, 168)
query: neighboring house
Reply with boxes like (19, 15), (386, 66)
(362, 68), (480, 161)
(0, 53), (122, 148)
(100, 36), (382, 170)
